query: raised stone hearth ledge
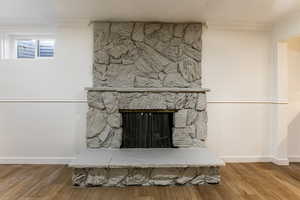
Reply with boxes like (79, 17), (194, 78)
(69, 148), (224, 187)
(69, 148), (224, 168)
(85, 87), (210, 93)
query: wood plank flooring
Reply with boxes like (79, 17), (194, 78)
(0, 163), (300, 200)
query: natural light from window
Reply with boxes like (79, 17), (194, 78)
(16, 39), (55, 59)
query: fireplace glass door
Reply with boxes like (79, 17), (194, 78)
(121, 112), (174, 148)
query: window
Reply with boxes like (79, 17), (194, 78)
(16, 39), (55, 59)
(17, 40), (36, 58)
(0, 33), (55, 60)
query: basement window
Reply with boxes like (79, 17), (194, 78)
(16, 39), (55, 59)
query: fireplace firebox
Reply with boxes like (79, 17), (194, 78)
(121, 111), (174, 148)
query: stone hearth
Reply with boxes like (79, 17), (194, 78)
(69, 22), (224, 187)
(70, 148), (223, 187)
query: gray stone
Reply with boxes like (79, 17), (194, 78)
(129, 94), (167, 110)
(174, 24), (187, 37)
(158, 72), (166, 81)
(110, 128), (122, 148)
(107, 113), (121, 128)
(94, 50), (109, 64)
(174, 110), (187, 128)
(93, 64), (107, 81)
(164, 62), (178, 73)
(106, 169), (128, 186)
(86, 169), (108, 186)
(155, 41), (180, 62)
(134, 76), (162, 88)
(87, 109), (107, 138)
(185, 93), (198, 109)
(124, 169), (149, 186)
(72, 167), (220, 187)
(173, 128), (193, 147)
(102, 92), (118, 113)
(88, 92), (105, 110)
(136, 42), (171, 70)
(163, 73), (190, 88)
(190, 175), (206, 185)
(110, 23), (134, 37)
(87, 137), (101, 148)
(183, 44), (202, 62)
(72, 168), (87, 186)
(110, 57), (122, 64)
(98, 125), (112, 142)
(145, 23), (162, 35)
(151, 168), (179, 179)
(94, 22), (110, 51)
(176, 168), (197, 184)
(144, 32), (160, 47)
(86, 22), (209, 151)
(151, 179), (174, 186)
(175, 93), (187, 109)
(196, 93), (207, 111)
(118, 93), (142, 109)
(178, 56), (201, 82)
(135, 57), (159, 79)
(157, 24), (173, 42)
(206, 175), (221, 184)
(132, 23), (144, 41)
(187, 109), (198, 126)
(195, 111), (208, 140)
(106, 38), (134, 59)
(92, 22), (202, 89)
(184, 24), (202, 46)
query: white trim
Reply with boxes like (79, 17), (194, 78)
(0, 99), (290, 104)
(206, 20), (272, 31)
(271, 158), (290, 166)
(0, 157), (75, 164)
(207, 100), (288, 104)
(288, 156), (300, 163)
(220, 156), (273, 163)
(0, 99), (87, 103)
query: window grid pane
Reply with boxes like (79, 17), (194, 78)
(17, 40), (36, 58)
(38, 40), (55, 57)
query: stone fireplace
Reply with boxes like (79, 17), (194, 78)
(69, 22), (224, 187)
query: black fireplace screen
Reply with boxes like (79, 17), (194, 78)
(121, 112), (174, 148)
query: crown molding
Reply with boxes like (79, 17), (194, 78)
(0, 18), (273, 31)
(206, 20), (273, 31)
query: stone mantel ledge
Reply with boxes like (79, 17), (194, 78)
(85, 87), (210, 93)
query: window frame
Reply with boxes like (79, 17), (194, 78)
(13, 35), (55, 59)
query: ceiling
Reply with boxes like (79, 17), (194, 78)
(0, 0), (300, 25)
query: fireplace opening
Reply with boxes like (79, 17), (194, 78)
(120, 111), (174, 148)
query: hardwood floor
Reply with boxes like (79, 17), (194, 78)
(0, 163), (300, 200)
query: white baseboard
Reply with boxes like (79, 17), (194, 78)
(271, 158), (290, 166)
(288, 156), (300, 162)
(220, 156), (273, 163)
(0, 157), (75, 164)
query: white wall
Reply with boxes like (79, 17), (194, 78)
(287, 38), (300, 160)
(202, 29), (273, 161)
(0, 24), (275, 163)
(0, 24), (92, 163)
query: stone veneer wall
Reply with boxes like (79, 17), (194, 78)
(73, 167), (220, 187)
(93, 22), (202, 88)
(87, 22), (206, 149)
(87, 90), (207, 148)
